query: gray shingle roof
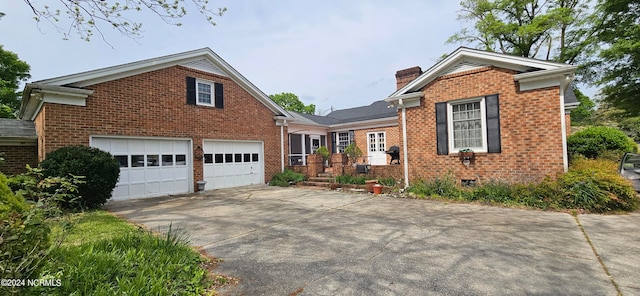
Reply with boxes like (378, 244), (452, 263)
(0, 118), (37, 139)
(292, 100), (397, 126)
(565, 85), (578, 104)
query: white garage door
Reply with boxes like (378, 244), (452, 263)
(91, 137), (191, 200)
(203, 140), (263, 189)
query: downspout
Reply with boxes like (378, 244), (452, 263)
(559, 85), (568, 172)
(280, 120), (286, 172)
(399, 99), (410, 189)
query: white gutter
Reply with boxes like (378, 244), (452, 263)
(559, 75), (574, 172)
(281, 123), (285, 172)
(399, 99), (410, 189)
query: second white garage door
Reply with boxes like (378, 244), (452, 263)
(203, 140), (264, 189)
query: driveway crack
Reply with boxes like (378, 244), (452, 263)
(574, 214), (622, 295)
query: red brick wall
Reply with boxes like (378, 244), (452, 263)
(353, 125), (400, 164)
(36, 65), (283, 187)
(0, 145), (38, 175)
(402, 66), (565, 185)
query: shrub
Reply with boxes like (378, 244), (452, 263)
(618, 117), (640, 142)
(269, 169), (305, 187)
(377, 177), (397, 187)
(343, 143), (363, 164)
(314, 146), (330, 164)
(558, 158), (639, 212)
(0, 173), (51, 287)
(567, 126), (637, 159)
(405, 159), (639, 213)
(40, 146), (120, 210)
(335, 175), (366, 185)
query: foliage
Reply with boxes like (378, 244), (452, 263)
(0, 45), (31, 116)
(269, 169), (305, 187)
(335, 175), (366, 185)
(9, 165), (84, 217)
(268, 92), (316, 114)
(567, 126), (637, 159)
(343, 143), (363, 165)
(586, 0), (640, 116)
(0, 173), (51, 290)
(618, 117), (640, 143)
(377, 177), (397, 187)
(40, 146), (119, 210)
(447, 0), (594, 63)
(570, 87), (595, 125)
(314, 146), (330, 162)
(406, 158), (639, 212)
(22, 0), (226, 41)
(27, 211), (213, 295)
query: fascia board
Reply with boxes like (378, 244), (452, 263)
(0, 137), (37, 146)
(19, 84), (93, 120)
(389, 47), (573, 97)
(515, 67), (576, 91)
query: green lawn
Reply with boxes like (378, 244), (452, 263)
(25, 211), (218, 295)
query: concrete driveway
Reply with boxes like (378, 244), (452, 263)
(105, 185), (640, 295)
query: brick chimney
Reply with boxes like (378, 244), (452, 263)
(395, 66), (422, 90)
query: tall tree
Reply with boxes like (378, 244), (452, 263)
(448, 0), (594, 64)
(21, 0), (226, 41)
(587, 0), (640, 116)
(0, 46), (31, 118)
(570, 87), (595, 125)
(269, 93), (316, 115)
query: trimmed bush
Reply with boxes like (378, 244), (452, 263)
(0, 173), (50, 286)
(567, 126), (637, 159)
(269, 169), (305, 187)
(40, 146), (120, 210)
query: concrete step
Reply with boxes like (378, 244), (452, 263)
(308, 177), (334, 183)
(302, 181), (333, 188)
(318, 172), (334, 178)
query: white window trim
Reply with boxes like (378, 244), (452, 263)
(367, 131), (386, 153)
(447, 97), (488, 153)
(196, 79), (215, 107)
(336, 132), (352, 153)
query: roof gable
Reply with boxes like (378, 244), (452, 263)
(390, 47), (576, 97)
(20, 48), (291, 119)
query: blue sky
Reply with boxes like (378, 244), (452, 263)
(0, 1), (591, 113)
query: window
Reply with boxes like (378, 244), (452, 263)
(162, 155), (174, 166)
(436, 95), (500, 155)
(368, 132), (386, 152)
(115, 155), (128, 168)
(147, 155), (159, 166)
(131, 155), (145, 167)
(197, 81), (213, 106)
(447, 98), (487, 152)
(215, 154), (224, 163)
(337, 132), (351, 153)
(204, 154), (213, 164)
(175, 155), (187, 166)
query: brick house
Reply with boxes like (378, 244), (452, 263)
(385, 47), (578, 187)
(17, 48), (293, 200)
(0, 118), (38, 175)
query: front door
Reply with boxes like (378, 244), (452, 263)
(367, 132), (387, 165)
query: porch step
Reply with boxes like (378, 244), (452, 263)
(317, 172), (334, 178)
(308, 177), (334, 183)
(301, 181), (333, 188)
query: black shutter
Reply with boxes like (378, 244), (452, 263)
(435, 102), (448, 155)
(485, 94), (501, 153)
(305, 135), (311, 154)
(331, 132), (337, 153)
(214, 82), (224, 108)
(348, 130), (355, 144)
(186, 77), (196, 105)
(320, 135), (326, 147)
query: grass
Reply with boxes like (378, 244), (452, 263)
(24, 211), (220, 295)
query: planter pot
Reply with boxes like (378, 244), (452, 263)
(373, 184), (383, 195)
(196, 180), (207, 191)
(365, 180), (378, 193)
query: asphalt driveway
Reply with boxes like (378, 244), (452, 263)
(105, 185), (640, 295)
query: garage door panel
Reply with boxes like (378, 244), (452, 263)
(203, 141), (263, 189)
(91, 137), (191, 200)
